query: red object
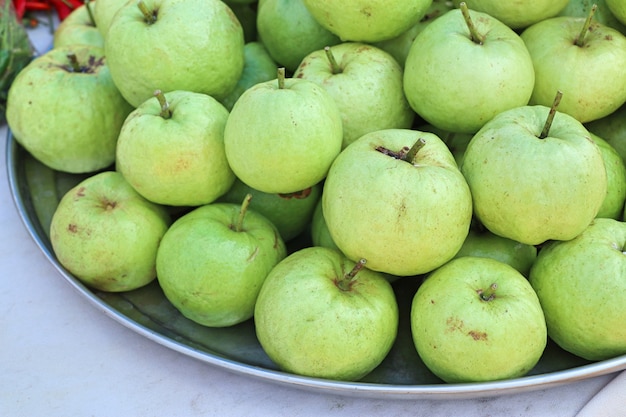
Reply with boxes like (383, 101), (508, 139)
(12, 0), (84, 22)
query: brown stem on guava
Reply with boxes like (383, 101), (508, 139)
(277, 67), (286, 89)
(459, 2), (485, 45)
(574, 3), (598, 47)
(402, 138), (427, 163)
(477, 283), (498, 301)
(66, 53), (82, 72)
(153, 89), (171, 119)
(137, 0), (157, 25)
(376, 145), (409, 159)
(235, 193), (253, 232)
(337, 259), (366, 291)
(324, 46), (342, 74)
(539, 90), (563, 139)
(84, 0), (96, 27)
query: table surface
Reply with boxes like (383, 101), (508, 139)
(0, 21), (620, 417)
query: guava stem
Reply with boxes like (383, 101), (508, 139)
(478, 283), (497, 301)
(574, 3), (598, 47)
(337, 259), (366, 291)
(84, 0), (96, 27)
(66, 53), (82, 72)
(539, 90), (563, 139)
(459, 2), (485, 45)
(154, 90), (171, 119)
(324, 46), (342, 74)
(236, 193), (253, 232)
(277, 67), (286, 89)
(403, 138), (426, 163)
(137, 0), (157, 24)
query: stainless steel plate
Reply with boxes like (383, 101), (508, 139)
(6, 131), (626, 400)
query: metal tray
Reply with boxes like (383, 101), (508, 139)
(6, 131), (626, 400)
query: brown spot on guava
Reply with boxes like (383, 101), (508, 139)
(446, 316), (464, 332)
(100, 198), (117, 210)
(75, 187), (86, 197)
(68, 224), (78, 233)
(468, 330), (488, 341)
(278, 187), (312, 199)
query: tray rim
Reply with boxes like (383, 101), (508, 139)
(5, 131), (626, 400)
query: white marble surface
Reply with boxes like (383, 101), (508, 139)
(0, 20), (622, 417)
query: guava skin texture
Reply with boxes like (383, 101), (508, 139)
(302, 0), (433, 43)
(156, 202), (287, 328)
(452, 0), (570, 29)
(115, 90), (235, 207)
(224, 77), (343, 194)
(256, 0), (341, 73)
(411, 256), (547, 383)
(105, 0), (245, 107)
(254, 246), (399, 381)
(322, 128), (473, 276)
(591, 133), (626, 220)
(294, 42), (415, 149)
(53, 4), (105, 48)
(529, 218), (626, 361)
(403, 8), (536, 134)
(50, 171), (171, 292)
(460, 105), (607, 245)
(6, 45), (133, 174)
(521, 16), (626, 124)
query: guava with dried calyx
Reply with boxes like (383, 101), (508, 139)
(50, 171), (171, 292)
(6, 44), (132, 173)
(322, 128), (473, 276)
(105, 0), (244, 107)
(116, 90), (234, 207)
